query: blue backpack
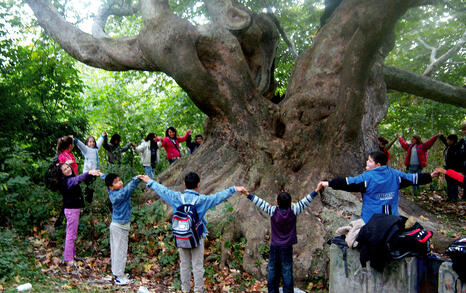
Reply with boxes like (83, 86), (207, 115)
(172, 195), (204, 249)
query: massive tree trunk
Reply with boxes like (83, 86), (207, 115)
(26, 0), (462, 285)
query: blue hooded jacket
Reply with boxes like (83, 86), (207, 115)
(346, 166), (418, 223)
(101, 174), (141, 224)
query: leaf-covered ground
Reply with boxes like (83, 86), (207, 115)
(2, 186), (463, 293)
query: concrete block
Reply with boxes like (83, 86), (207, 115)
(438, 261), (465, 293)
(329, 244), (417, 293)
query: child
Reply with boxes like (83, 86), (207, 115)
(161, 127), (191, 164)
(102, 133), (134, 165)
(135, 133), (162, 178)
(439, 134), (462, 202)
(140, 172), (245, 293)
(75, 132), (105, 201)
(75, 133), (105, 173)
(56, 163), (101, 265)
(57, 135), (78, 176)
(186, 134), (203, 154)
(241, 186), (322, 293)
(377, 136), (396, 164)
(318, 151), (432, 223)
(101, 173), (143, 285)
(398, 133), (440, 194)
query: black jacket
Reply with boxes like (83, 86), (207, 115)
(355, 214), (404, 272)
(58, 173), (90, 209)
(439, 135), (463, 171)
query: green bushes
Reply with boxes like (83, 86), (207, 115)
(0, 228), (41, 282)
(0, 148), (60, 234)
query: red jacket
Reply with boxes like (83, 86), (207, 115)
(446, 169), (464, 183)
(399, 135), (439, 168)
(161, 131), (189, 160)
(58, 150), (79, 176)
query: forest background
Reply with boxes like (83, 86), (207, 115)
(0, 0), (464, 291)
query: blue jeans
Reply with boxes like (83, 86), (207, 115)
(144, 166), (155, 178)
(268, 245), (293, 293)
(408, 165), (422, 195)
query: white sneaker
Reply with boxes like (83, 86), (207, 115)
(114, 276), (130, 285)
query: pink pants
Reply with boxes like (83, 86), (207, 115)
(64, 208), (81, 262)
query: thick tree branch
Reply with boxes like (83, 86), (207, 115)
(204, 0), (251, 30)
(92, 0), (140, 38)
(418, 31), (466, 76)
(26, 0), (155, 71)
(384, 65), (466, 108)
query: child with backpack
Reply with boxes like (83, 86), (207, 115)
(140, 172), (246, 293)
(101, 172), (144, 285)
(74, 132), (105, 202)
(318, 151), (433, 224)
(161, 127), (191, 164)
(240, 185), (323, 293)
(55, 163), (101, 265)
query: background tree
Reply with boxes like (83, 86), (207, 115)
(21, 0), (466, 284)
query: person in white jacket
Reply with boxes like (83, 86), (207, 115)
(74, 132), (105, 202)
(135, 133), (162, 178)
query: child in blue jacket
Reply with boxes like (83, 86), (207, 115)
(140, 172), (246, 293)
(101, 173), (143, 285)
(241, 185), (322, 293)
(319, 151), (432, 223)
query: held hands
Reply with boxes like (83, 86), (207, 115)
(138, 175), (151, 183)
(89, 169), (102, 177)
(431, 168), (446, 178)
(316, 181), (329, 192)
(235, 186), (249, 195)
(187, 129), (192, 135)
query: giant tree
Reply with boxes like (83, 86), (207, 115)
(25, 0), (466, 283)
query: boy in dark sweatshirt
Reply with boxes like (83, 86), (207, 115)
(241, 184), (322, 293)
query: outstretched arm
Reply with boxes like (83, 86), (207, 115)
(398, 135), (410, 151)
(111, 176), (141, 204)
(386, 136), (397, 150)
(399, 173), (432, 189)
(74, 138), (89, 156)
(143, 176), (183, 208)
(326, 177), (367, 193)
(423, 134), (441, 151)
(291, 191), (318, 216)
(245, 193), (276, 217)
(198, 186), (238, 210)
(96, 135), (105, 150)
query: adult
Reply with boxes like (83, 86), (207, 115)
(398, 133), (440, 194)
(161, 127), (191, 164)
(135, 132), (162, 178)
